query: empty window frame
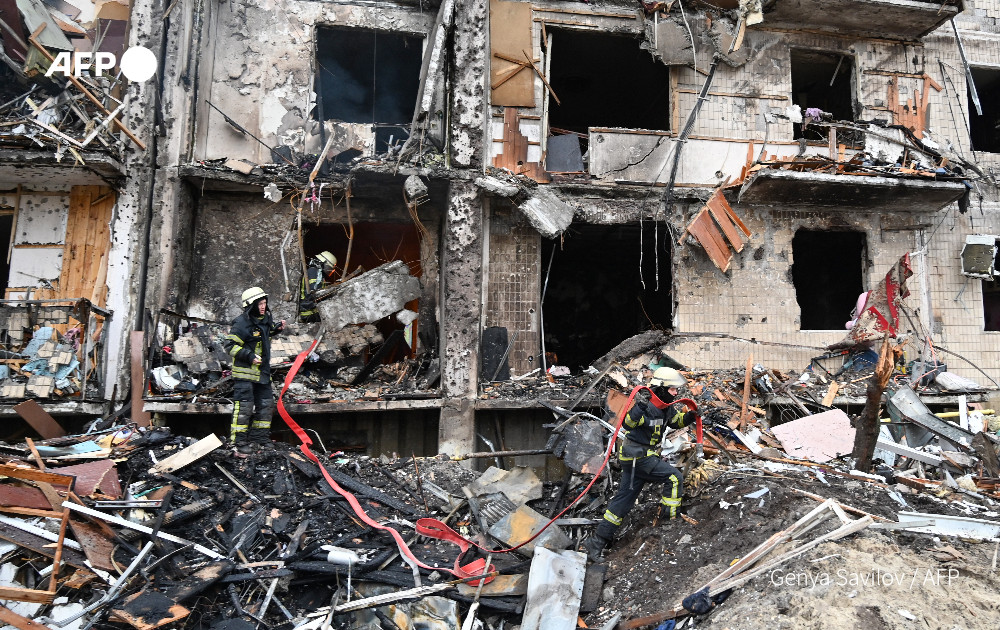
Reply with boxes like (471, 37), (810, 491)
(790, 50), (856, 141)
(315, 27), (423, 150)
(791, 229), (866, 331)
(547, 29), (670, 135)
(969, 67), (1000, 153)
(540, 223), (672, 371)
(984, 241), (1000, 331)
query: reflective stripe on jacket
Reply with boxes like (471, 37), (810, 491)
(618, 399), (688, 460)
(224, 304), (281, 383)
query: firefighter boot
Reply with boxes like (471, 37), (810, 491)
(247, 427), (272, 445)
(582, 535), (609, 562)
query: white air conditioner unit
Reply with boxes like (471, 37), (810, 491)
(960, 234), (998, 280)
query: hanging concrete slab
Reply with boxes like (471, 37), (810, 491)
(738, 169), (966, 212)
(749, 0), (961, 41)
(317, 261), (421, 333)
(516, 188), (574, 238)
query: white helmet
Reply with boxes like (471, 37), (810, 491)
(241, 286), (267, 308)
(649, 367), (685, 388)
(316, 251), (337, 270)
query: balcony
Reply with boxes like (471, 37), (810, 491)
(753, 0), (962, 41)
(737, 168), (967, 212)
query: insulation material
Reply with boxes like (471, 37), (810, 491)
(842, 253), (913, 345)
(15, 194), (68, 244)
(8, 248), (63, 287)
(489, 0), (534, 107)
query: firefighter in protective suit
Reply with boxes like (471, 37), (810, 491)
(298, 251), (337, 323)
(583, 367), (695, 561)
(224, 287), (285, 449)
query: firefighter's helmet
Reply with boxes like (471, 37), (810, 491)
(241, 286), (267, 308)
(316, 251), (337, 270)
(649, 366), (685, 388)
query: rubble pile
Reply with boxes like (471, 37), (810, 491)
(0, 300), (107, 401)
(0, 0), (139, 161)
(3, 336), (1000, 629)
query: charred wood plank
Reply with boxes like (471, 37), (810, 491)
(321, 465), (418, 516)
(351, 330), (406, 386)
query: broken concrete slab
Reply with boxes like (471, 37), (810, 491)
(516, 188), (574, 238)
(317, 261), (421, 333)
(467, 466), (543, 505)
(770, 409), (855, 463)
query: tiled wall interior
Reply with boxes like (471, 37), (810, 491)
(484, 205), (541, 375)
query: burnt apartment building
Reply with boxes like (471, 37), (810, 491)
(4, 0), (1000, 460)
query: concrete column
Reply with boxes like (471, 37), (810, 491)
(438, 181), (483, 457)
(438, 0), (488, 456)
(448, 0), (488, 169)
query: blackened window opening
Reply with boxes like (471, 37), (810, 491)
(0, 214), (10, 295)
(969, 67), (1000, 153)
(983, 242), (1000, 331)
(790, 50), (855, 142)
(541, 223), (672, 371)
(547, 29), (670, 135)
(315, 27), (423, 151)
(302, 222), (422, 363)
(792, 230), (866, 331)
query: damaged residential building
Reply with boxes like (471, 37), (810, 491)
(4, 0), (1000, 463)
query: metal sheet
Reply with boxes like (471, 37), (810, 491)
(888, 388), (975, 449)
(770, 409), (854, 463)
(487, 504), (572, 558)
(50, 459), (120, 497)
(897, 511), (1000, 540)
(521, 547), (586, 630)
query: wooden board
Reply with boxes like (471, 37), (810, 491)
(490, 0), (534, 107)
(684, 208), (732, 272)
(149, 434), (222, 475)
(13, 400), (65, 439)
(492, 107), (550, 183)
(58, 186), (113, 305)
(131, 330), (151, 427)
(705, 189), (746, 251)
(0, 605), (53, 630)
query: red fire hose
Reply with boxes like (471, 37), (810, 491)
(277, 343), (700, 578)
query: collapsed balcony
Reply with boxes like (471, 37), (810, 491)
(750, 0), (963, 41)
